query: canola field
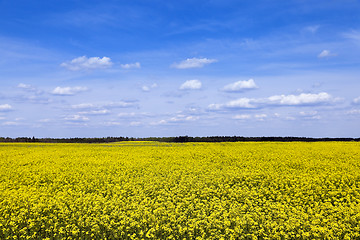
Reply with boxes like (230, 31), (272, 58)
(1, 141), (360, 239)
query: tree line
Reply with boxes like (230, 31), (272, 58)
(0, 136), (359, 143)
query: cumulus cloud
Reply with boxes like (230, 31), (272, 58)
(318, 50), (336, 58)
(121, 62), (141, 69)
(0, 104), (12, 111)
(222, 79), (258, 92)
(266, 92), (333, 106)
(209, 92), (335, 110)
(61, 56), (113, 71)
(225, 98), (256, 108)
(51, 86), (88, 96)
(171, 57), (217, 69)
(180, 80), (202, 90)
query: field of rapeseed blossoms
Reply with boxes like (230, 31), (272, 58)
(1, 141), (360, 239)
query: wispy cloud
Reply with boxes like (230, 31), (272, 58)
(64, 115), (89, 122)
(179, 80), (202, 90)
(343, 30), (360, 41)
(222, 79), (258, 92)
(353, 96), (360, 104)
(121, 62), (141, 69)
(17, 83), (43, 94)
(71, 101), (137, 110)
(78, 109), (110, 115)
(51, 86), (88, 96)
(346, 109), (360, 115)
(61, 56), (113, 71)
(318, 50), (337, 58)
(233, 114), (251, 120)
(150, 114), (200, 125)
(171, 57), (217, 69)
(299, 111), (321, 120)
(303, 25), (320, 33)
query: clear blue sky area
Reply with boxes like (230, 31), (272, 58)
(1, 0), (360, 138)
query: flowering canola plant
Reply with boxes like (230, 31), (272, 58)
(0, 141), (360, 239)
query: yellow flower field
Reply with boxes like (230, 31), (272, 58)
(1, 141), (360, 239)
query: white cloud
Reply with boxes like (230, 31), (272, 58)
(51, 86), (88, 96)
(121, 62), (141, 69)
(105, 101), (137, 108)
(299, 111), (318, 116)
(179, 80), (202, 90)
(222, 79), (258, 92)
(142, 83), (157, 92)
(169, 115), (200, 122)
(17, 83), (43, 95)
(255, 114), (267, 119)
(78, 109), (110, 115)
(233, 114), (251, 120)
(266, 92), (333, 106)
(150, 119), (167, 126)
(255, 114), (267, 121)
(102, 121), (122, 126)
(226, 98), (256, 109)
(71, 101), (137, 110)
(171, 57), (217, 69)
(71, 103), (95, 109)
(150, 114), (199, 125)
(61, 56), (113, 71)
(209, 92), (335, 111)
(17, 83), (32, 89)
(208, 103), (223, 110)
(353, 96), (360, 104)
(298, 111), (321, 120)
(65, 115), (89, 122)
(318, 50), (336, 58)
(0, 104), (12, 111)
(118, 112), (151, 118)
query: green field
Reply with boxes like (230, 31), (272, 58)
(1, 142), (360, 239)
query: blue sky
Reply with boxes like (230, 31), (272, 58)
(1, 0), (360, 138)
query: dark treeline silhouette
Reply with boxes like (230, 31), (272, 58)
(0, 136), (359, 143)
